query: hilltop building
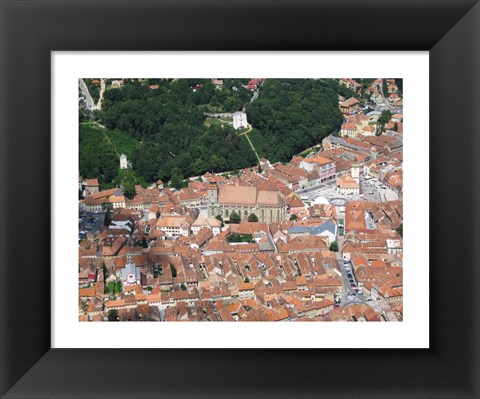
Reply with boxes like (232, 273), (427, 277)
(120, 154), (132, 170)
(233, 111), (248, 130)
(120, 154), (128, 169)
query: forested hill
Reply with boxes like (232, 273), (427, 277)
(245, 79), (343, 162)
(80, 78), (344, 189)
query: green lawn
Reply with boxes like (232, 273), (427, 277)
(204, 117), (233, 128)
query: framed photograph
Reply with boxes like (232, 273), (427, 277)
(53, 52), (427, 350)
(1, 1), (479, 398)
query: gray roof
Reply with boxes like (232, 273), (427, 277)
(121, 262), (140, 281)
(317, 221), (337, 235)
(288, 226), (311, 234)
(289, 222), (337, 237)
(328, 136), (365, 152)
(329, 136), (346, 145)
(364, 213), (376, 230)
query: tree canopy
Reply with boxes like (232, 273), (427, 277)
(245, 79), (343, 162)
(80, 79), (347, 185)
(108, 309), (119, 321)
(229, 211), (241, 224)
(329, 241), (339, 252)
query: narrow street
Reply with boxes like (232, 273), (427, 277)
(96, 78), (106, 110)
(79, 78), (96, 111)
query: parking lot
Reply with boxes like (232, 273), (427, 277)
(360, 176), (399, 202)
(79, 211), (104, 241)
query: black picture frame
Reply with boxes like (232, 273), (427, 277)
(1, 0), (479, 398)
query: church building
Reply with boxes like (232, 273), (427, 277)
(207, 180), (287, 223)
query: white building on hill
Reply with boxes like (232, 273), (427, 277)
(120, 154), (128, 169)
(233, 111), (248, 130)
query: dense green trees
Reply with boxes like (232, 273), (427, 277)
(80, 79), (345, 185)
(103, 202), (112, 226)
(127, 122), (257, 183)
(105, 280), (122, 295)
(329, 241), (339, 252)
(79, 123), (145, 190)
(378, 110), (392, 126)
(377, 110), (393, 135)
(170, 167), (184, 190)
(229, 211), (241, 224)
(108, 309), (119, 321)
(84, 79), (101, 103)
(79, 124), (119, 184)
(248, 213), (259, 222)
(94, 79), (258, 183)
(227, 233), (254, 243)
(396, 223), (403, 237)
(245, 79), (343, 162)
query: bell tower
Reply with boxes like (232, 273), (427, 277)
(207, 179), (219, 217)
(351, 162), (360, 184)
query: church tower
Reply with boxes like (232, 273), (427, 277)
(207, 179), (219, 217)
(351, 162), (360, 184)
(120, 154), (128, 169)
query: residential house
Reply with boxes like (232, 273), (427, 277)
(156, 215), (192, 237)
(339, 97), (360, 113)
(191, 217), (222, 236)
(85, 178), (99, 196)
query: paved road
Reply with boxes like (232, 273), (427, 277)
(297, 180), (336, 195)
(370, 80), (402, 113)
(360, 177), (399, 203)
(204, 112), (233, 118)
(298, 180), (365, 204)
(96, 78), (106, 110)
(79, 78), (96, 111)
(336, 259), (367, 307)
